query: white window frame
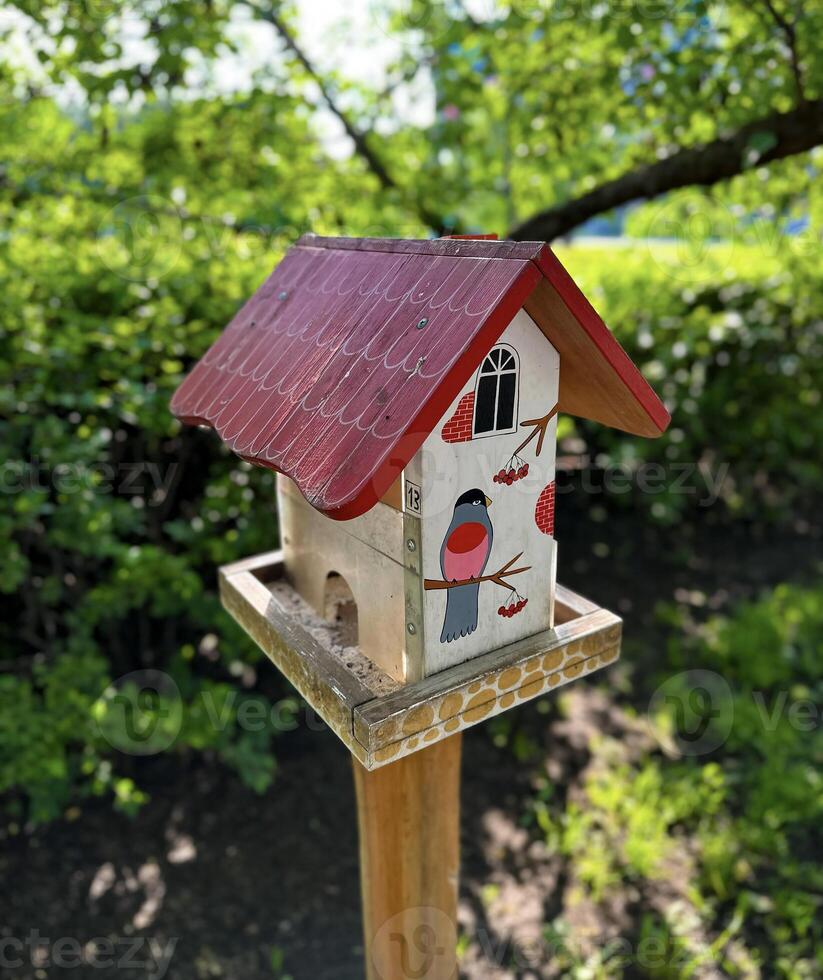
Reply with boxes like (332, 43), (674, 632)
(472, 344), (520, 438)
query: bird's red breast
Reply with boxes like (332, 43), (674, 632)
(446, 522), (488, 554)
(443, 521), (490, 581)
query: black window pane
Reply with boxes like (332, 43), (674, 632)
(474, 376), (498, 433)
(496, 372), (516, 430)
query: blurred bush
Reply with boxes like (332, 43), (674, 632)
(0, 96), (332, 822)
(556, 234), (823, 523)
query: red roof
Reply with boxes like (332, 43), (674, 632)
(171, 236), (669, 520)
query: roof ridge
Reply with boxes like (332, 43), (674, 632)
(295, 234), (549, 263)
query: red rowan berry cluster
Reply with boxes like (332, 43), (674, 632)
(498, 591), (528, 618)
(492, 453), (529, 486)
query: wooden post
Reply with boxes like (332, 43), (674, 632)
(219, 554), (623, 976)
(353, 734), (462, 980)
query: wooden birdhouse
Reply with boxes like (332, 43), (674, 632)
(172, 235), (668, 668)
(171, 234), (670, 978)
(171, 234), (668, 762)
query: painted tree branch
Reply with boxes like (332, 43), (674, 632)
(508, 99), (823, 242)
(423, 553), (531, 592)
(513, 403), (559, 458)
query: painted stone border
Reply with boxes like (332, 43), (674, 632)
(355, 625), (621, 765)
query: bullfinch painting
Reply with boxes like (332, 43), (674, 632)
(438, 488), (493, 642)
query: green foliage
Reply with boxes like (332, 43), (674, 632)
(0, 9), (819, 980)
(269, 944), (292, 979)
(555, 235), (823, 521)
(538, 756), (725, 900)
(1, 0), (454, 824)
(532, 585), (823, 978)
(376, 0), (823, 232)
(0, 86), (341, 822)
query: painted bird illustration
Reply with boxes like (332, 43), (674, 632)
(439, 488), (493, 643)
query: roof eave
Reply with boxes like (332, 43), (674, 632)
(523, 245), (670, 438)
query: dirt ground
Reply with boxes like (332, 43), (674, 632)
(2, 503), (819, 979)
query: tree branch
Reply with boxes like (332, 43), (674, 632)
(423, 552), (531, 592)
(244, 1), (452, 234)
(508, 99), (823, 242)
(759, 0), (806, 101)
(513, 403), (559, 458)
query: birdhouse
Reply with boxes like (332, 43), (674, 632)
(171, 234), (669, 765)
(171, 234), (670, 977)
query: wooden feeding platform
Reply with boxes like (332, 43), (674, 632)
(219, 550), (622, 769)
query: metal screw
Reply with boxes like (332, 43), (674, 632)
(277, 290), (289, 300)
(416, 317), (428, 329)
(406, 538), (416, 552)
(406, 622), (417, 635)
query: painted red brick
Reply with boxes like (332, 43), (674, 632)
(441, 391), (475, 443)
(535, 481), (556, 535)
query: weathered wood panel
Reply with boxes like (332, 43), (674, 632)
(278, 482), (407, 681)
(218, 554), (376, 766)
(353, 608), (621, 764)
(554, 582), (600, 623)
(524, 270), (669, 438)
(279, 474), (404, 563)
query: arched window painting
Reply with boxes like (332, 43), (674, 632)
(473, 345), (519, 437)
